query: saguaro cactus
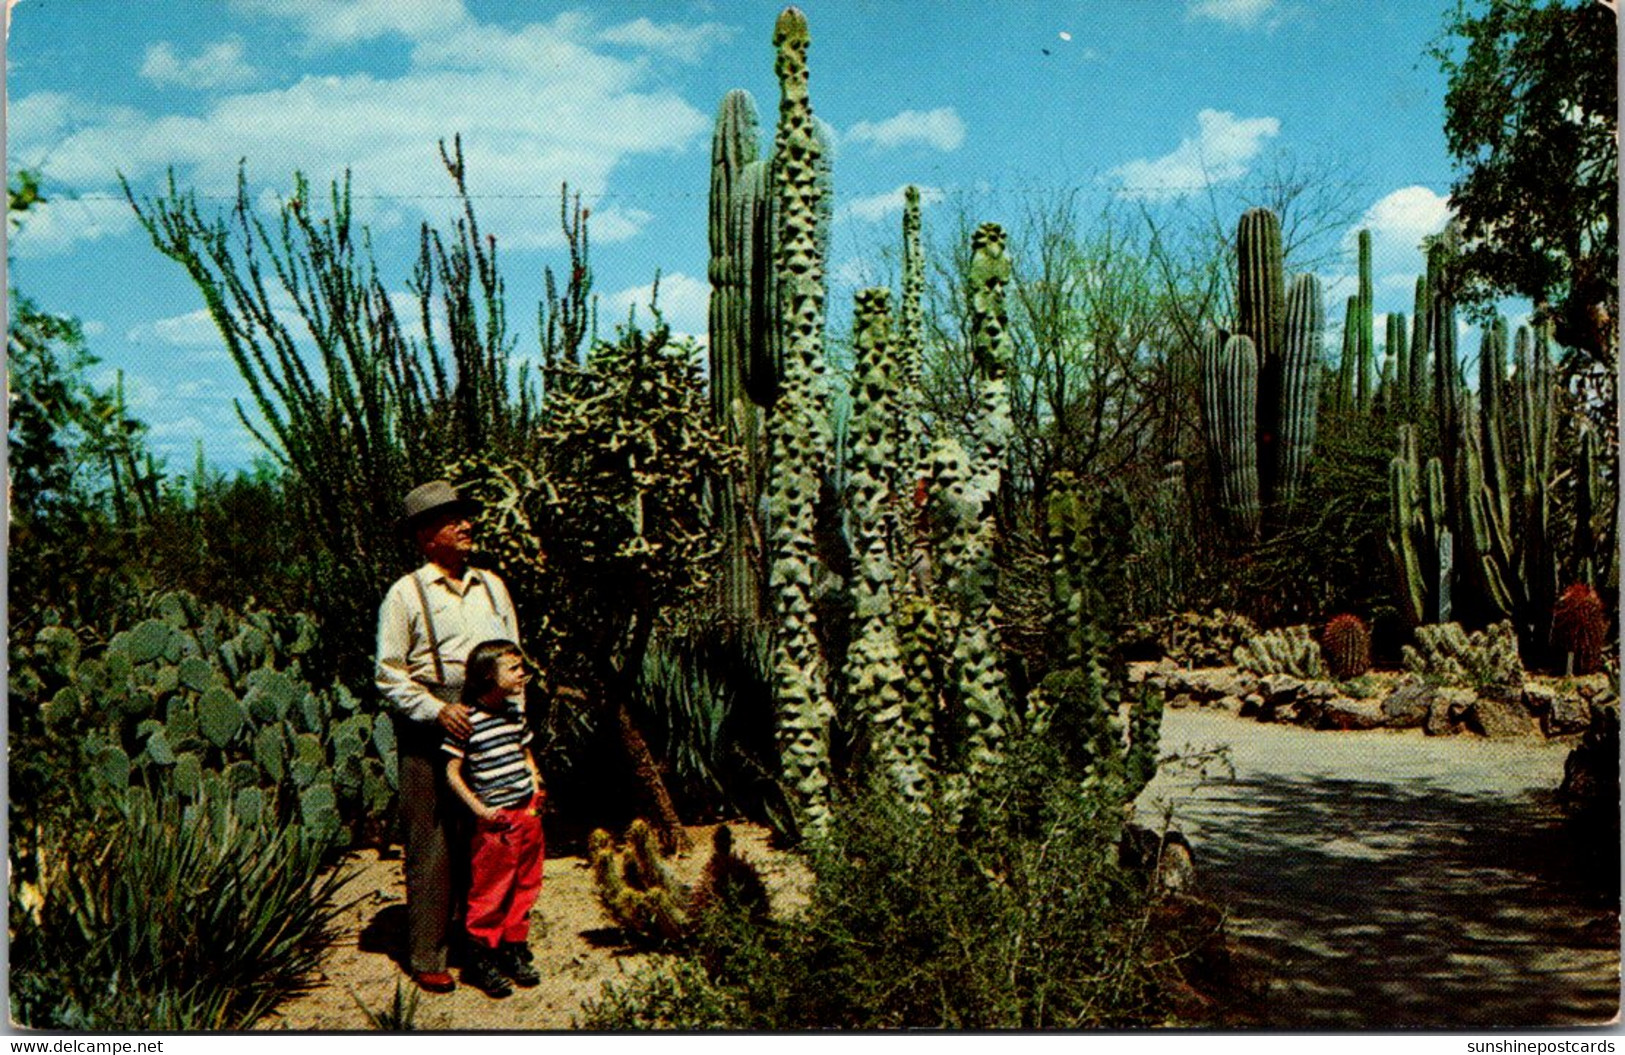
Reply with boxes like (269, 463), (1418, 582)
(1198, 208), (1321, 540)
(764, 5), (836, 837)
(709, 89), (766, 624)
(1277, 274), (1323, 506)
(1202, 330), (1263, 541)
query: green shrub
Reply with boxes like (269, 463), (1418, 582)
(10, 782), (350, 1030)
(581, 732), (1184, 1029)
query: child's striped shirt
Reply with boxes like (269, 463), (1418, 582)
(443, 704), (535, 809)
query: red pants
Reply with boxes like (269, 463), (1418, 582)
(465, 797), (545, 949)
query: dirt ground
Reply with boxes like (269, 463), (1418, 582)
(256, 822), (805, 1032)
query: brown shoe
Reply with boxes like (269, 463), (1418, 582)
(412, 970), (456, 994)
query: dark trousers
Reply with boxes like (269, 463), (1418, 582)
(396, 717), (468, 975)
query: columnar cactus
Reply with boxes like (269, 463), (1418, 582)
(1354, 228), (1376, 411)
(1236, 208), (1285, 491)
(1390, 423), (1454, 625)
(1402, 620), (1523, 693)
(708, 90), (767, 625)
(764, 5), (836, 837)
(1202, 330), (1262, 540)
(843, 288), (920, 807)
(943, 223), (1014, 790)
(1198, 207), (1321, 539)
(1385, 311), (1408, 415)
(1407, 275), (1431, 416)
(1277, 274), (1323, 506)
(893, 185), (931, 494)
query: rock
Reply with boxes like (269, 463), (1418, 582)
(1259, 673), (1305, 707)
(1542, 691), (1591, 737)
(1559, 705), (1620, 825)
(1300, 679), (1340, 702)
(1119, 824), (1198, 897)
(1239, 693), (1265, 718)
(1214, 694), (1245, 714)
(1318, 698), (1386, 731)
(1381, 678), (1434, 728)
(1425, 688), (1475, 736)
(1165, 693), (1195, 709)
(1464, 695), (1536, 739)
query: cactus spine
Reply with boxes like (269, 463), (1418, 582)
(764, 5), (836, 837)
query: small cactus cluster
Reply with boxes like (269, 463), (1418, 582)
(589, 820), (691, 943)
(1401, 620), (1524, 693)
(588, 821), (771, 944)
(1551, 584), (1607, 676)
(13, 591), (393, 846)
(1321, 614), (1372, 680)
(1233, 624), (1328, 679)
(1131, 609), (1260, 668)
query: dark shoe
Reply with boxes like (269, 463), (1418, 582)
(499, 941), (541, 987)
(463, 950), (513, 998)
(412, 970), (456, 994)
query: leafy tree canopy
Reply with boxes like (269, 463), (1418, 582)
(1430, 0), (1618, 364)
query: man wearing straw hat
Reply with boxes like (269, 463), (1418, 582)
(376, 480), (522, 994)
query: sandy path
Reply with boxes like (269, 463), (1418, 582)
(1138, 709), (1620, 1028)
(257, 823), (803, 1031)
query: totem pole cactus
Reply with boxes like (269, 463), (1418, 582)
(944, 223), (1014, 790)
(893, 186), (931, 492)
(843, 288), (924, 807)
(1384, 312), (1408, 415)
(763, 5), (837, 837)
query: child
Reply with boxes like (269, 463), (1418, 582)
(444, 639), (546, 998)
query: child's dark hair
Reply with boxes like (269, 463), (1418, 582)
(463, 639), (522, 706)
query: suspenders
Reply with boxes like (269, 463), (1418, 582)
(406, 567), (514, 689)
(408, 571), (447, 686)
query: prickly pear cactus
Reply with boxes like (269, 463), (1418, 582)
(14, 592), (394, 846)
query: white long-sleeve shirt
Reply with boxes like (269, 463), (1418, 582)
(375, 562), (521, 725)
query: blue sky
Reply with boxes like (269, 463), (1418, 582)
(9, 0), (1473, 471)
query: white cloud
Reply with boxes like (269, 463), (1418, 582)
(603, 271), (710, 336)
(8, 196), (141, 259)
(126, 308), (226, 349)
(1358, 186), (1452, 255)
(838, 184), (946, 224)
(228, 0), (466, 47)
(598, 18), (736, 64)
(846, 108), (965, 152)
(140, 39), (260, 89)
(1109, 109), (1280, 199)
(1187, 0), (1281, 28)
(15, 7), (710, 256)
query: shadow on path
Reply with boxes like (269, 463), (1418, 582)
(1145, 715), (1619, 1028)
